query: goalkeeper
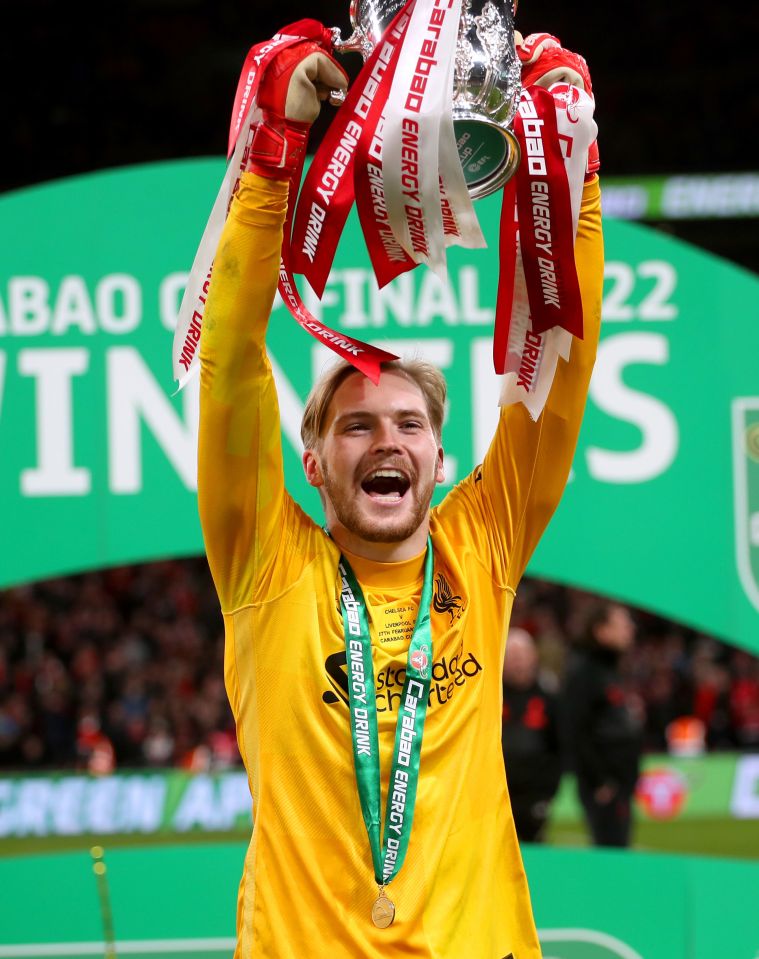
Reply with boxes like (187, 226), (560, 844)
(198, 21), (603, 959)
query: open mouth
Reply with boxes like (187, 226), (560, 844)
(360, 469), (411, 502)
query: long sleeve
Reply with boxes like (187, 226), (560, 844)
(436, 176), (604, 589)
(197, 173), (290, 612)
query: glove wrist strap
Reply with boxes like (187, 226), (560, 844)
(246, 113), (310, 180)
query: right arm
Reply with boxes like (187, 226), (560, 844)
(198, 174), (289, 613)
(197, 37), (347, 613)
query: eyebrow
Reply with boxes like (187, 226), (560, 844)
(332, 408), (430, 427)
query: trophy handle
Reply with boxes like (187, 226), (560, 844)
(331, 25), (370, 56)
(329, 24), (375, 104)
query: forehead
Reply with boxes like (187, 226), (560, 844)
(325, 371), (429, 426)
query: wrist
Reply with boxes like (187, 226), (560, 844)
(245, 114), (310, 180)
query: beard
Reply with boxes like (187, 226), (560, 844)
(321, 460), (437, 544)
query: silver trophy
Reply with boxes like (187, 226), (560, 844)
(333, 0), (521, 199)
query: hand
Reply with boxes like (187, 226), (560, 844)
(247, 24), (349, 179)
(258, 42), (348, 126)
(515, 31), (599, 179)
(515, 32), (593, 95)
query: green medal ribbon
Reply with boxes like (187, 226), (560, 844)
(338, 537), (434, 888)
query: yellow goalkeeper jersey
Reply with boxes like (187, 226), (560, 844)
(198, 173), (603, 959)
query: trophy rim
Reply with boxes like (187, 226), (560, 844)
(453, 113), (521, 200)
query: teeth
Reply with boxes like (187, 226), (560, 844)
(369, 469), (404, 480)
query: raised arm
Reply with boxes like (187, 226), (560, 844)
(197, 31), (348, 612)
(490, 33), (603, 588)
(488, 176), (603, 590)
(435, 34), (603, 589)
(198, 175), (288, 612)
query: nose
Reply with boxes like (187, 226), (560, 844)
(371, 419), (402, 453)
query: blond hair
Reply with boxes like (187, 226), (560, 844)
(300, 359), (447, 450)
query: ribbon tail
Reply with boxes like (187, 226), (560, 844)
(172, 104), (263, 387)
(382, 0), (461, 275)
(280, 159), (399, 384)
(497, 85), (598, 415)
(493, 176), (518, 374)
(437, 45), (486, 253)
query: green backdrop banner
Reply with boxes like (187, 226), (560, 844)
(1, 160), (759, 651)
(1, 754), (757, 840)
(0, 843), (757, 958)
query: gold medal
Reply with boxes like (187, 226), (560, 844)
(371, 886), (395, 928)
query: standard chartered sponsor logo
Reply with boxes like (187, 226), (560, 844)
(377, 644), (482, 711)
(322, 642), (482, 710)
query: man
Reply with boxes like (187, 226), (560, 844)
(502, 627), (561, 842)
(561, 602), (642, 847)
(197, 23), (603, 959)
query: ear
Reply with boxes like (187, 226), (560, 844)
(302, 449), (324, 488)
(435, 446), (445, 485)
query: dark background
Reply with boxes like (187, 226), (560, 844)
(5, 1), (759, 272)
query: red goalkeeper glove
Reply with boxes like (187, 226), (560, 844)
(247, 20), (349, 180)
(516, 32), (599, 179)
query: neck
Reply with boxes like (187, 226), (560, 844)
(327, 519), (430, 562)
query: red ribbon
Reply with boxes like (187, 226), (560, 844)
(493, 176), (518, 374)
(226, 28), (399, 384)
(517, 87), (583, 337)
(492, 86), (584, 373)
(228, 36), (296, 160)
(280, 159), (399, 383)
(290, 1), (416, 296)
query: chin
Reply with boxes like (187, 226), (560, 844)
(351, 520), (422, 544)
(346, 507), (425, 544)
(333, 495), (430, 545)
(323, 473), (436, 547)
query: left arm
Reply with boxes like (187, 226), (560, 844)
(484, 176), (603, 589)
(435, 176), (603, 586)
(435, 36), (603, 588)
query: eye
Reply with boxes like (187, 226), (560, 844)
(400, 420), (423, 431)
(345, 422), (369, 433)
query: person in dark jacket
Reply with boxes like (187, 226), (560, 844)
(561, 602), (642, 847)
(502, 628), (562, 842)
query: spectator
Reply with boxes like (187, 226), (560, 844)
(561, 602), (643, 848)
(2, 565), (759, 771)
(501, 628), (561, 842)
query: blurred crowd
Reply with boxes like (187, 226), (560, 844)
(0, 560), (758, 774)
(0, 561), (237, 773)
(510, 579), (759, 754)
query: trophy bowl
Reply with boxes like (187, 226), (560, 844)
(334, 0), (521, 199)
